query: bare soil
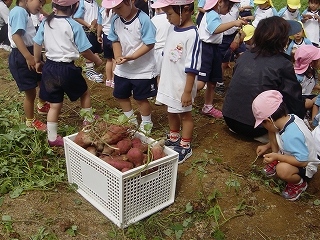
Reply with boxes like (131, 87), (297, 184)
(1, 49), (320, 240)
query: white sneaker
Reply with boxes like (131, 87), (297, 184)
(86, 71), (103, 83)
(0, 44), (11, 52)
(139, 121), (153, 135)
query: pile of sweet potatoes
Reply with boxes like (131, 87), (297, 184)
(73, 119), (166, 172)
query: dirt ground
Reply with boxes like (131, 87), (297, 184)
(1, 48), (320, 240)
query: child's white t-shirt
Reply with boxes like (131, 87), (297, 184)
(97, 8), (113, 35)
(74, 0), (100, 24)
(151, 12), (171, 50)
(0, 1), (9, 29)
(252, 7), (277, 28)
(108, 10), (157, 79)
(198, 9), (223, 44)
(8, 6), (36, 48)
(301, 9), (320, 45)
(156, 25), (202, 111)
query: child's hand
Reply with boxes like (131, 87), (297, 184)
(115, 56), (127, 65)
(35, 62), (43, 73)
(97, 36), (103, 44)
(181, 92), (192, 107)
(26, 55), (36, 71)
(256, 144), (269, 156)
(94, 58), (103, 67)
(263, 152), (279, 163)
(234, 19), (247, 27)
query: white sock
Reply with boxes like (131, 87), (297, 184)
(124, 109), (134, 118)
(216, 82), (224, 86)
(141, 114), (152, 123)
(47, 122), (58, 141)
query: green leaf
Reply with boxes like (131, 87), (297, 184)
(184, 168), (193, 176)
(171, 223), (183, 231)
(0, 196), (4, 206)
(313, 199), (320, 206)
(182, 217), (192, 227)
(2, 215), (12, 222)
(212, 229), (225, 240)
(175, 229), (183, 239)
(164, 229), (173, 236)
(9, 187), (23, 199)
(185, 202), (193, 213)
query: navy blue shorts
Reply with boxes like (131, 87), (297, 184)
(103, 34), (114, 59)
(198, 42), (222, 83)
(298, 167), (311, 181)
(39, 59), (88, 103)
(113, 75), (157, 100)
(85, 30), (102, 54)
(9, 47), (42, 91)
(219, 32), (246, 62)
(239, 10), (252, 18)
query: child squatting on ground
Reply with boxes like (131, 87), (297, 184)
(8, 0), (51, 131)
(102, 0), (158, 136)
(33, 0), (103, 147)
(151, 0), (201, 163)
(252, 90), (320, 201)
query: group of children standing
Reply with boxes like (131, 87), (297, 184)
(4, 0), (320, 200)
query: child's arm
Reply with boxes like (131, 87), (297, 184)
(256, 142), (271, 156)
(181, 73), (196, 107)
(12, 31), (35, 70)
(263, 152), (308, 167)
(97, 24), (103, 44)
(81, 49), (103, 66)
(33, 43), (43, 73)
(214, 20), (247, 34)
(113, 41), (123, 64)
(74, 18), (91, 29)
(123, 44), (154, 61)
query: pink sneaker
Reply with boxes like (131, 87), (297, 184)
(48, 135), (64, 147)
(201, 106), (223, 118)
(281, 180), (308, 201)
(105, 80), (114, 88)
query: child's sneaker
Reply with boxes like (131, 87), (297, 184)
(281, 180), (308, 201)
(139, 121), (153, 135)
(105, 80), (114, 88)
(164, 135), (180, 149)
(215, 84), (225, 96)
(262, 160), (279, 177)
(201, 106), (223, 118)
(37, 102), (50, 115)
(86, 71), (103, 83)
(173, 145), (192, 164)
(48, 135), (64, 147)
(27, 119), (47, 131)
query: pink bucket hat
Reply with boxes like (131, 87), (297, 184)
(102, 0), (124, 8)
(52, 0), (78, 6)
(203, 0), (240, 11)
(294, 45), (320, 74)
(252, 90), (283, 128)
(151, 0), (193, 8)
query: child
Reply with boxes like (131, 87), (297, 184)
(197, 0), (246, 118)
(0, 0), (12, 51)
(278, 0), (302, 21)
(243, 0), (277, 28)
(293, 45), (320, 126)
(33, 0), (103, 146)
(151, 0), (201, 163)
(285, 22), (312, 57)
(239, 0), (254, 18)
(74, 0), (104, 83)
(218, 3), (247, 96)
(241, 24), (255, 49)
(102, 0), (158, 135)
(253, 90), (320, 201)
(8, 0), (50, 131)
(151, 3), (171, 105)
(97, 8), (115, 88)
(301, 0), (320, 46)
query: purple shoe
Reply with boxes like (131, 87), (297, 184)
(48, 135), (64, 147)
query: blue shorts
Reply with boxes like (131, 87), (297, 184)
(103, 34), (114, 59)
(113, 75), (157, 100)
(9, 47), (42, 91)
(315, 95), (320, 106)
(219, 32), (246, 63)
(39, 59), (88, 103)
(239, 10), (252, 18)
(85, 29), (102, 54)
(198, 42), (222, 83)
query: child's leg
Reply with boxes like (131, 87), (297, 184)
(180, 111), (194, 148)
(24, 88), (37, 120)
(202, 82), (223, 118)
(105, 58), (114, 87)
(47, 102), (63, 146)
(80, 89), (91, 109)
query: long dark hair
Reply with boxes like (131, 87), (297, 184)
(46, 2), (78, 28)
(252, 16), (290, 57)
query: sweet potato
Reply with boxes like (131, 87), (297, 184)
(116, 138), (132, 154)
(151, 140), (166, 160)
(74, 130), (92, 148)
(101, 125), (130, 144)
(86, 146), (97, 156)
(131, 137), (148, 153)
(121, 167), (132, 172)
(100, 155), (133, 171)
(126, 147), (144, 167)
(102, 144), (116, 155)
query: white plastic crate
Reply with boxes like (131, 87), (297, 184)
(63, 132), (178, 228)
